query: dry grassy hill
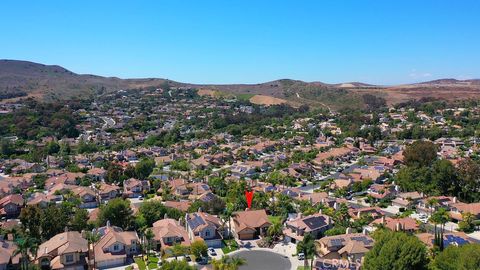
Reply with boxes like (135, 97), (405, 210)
(1, 60), (480, 109)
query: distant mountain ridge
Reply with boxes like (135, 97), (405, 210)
(1, 59), (480, 109)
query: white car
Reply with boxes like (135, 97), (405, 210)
(208, 248), (217, 256)
(298, 253), (305, 260)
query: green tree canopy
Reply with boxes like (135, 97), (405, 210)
(403, 140), (438, 168)
(98, 198), (133, 229)
(430, 244), (480, 270)
(363, 230), (428, 270)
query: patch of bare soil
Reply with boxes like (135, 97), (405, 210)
(249, 95), (287, 106)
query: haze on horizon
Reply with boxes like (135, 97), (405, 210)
(1, 0), (479, 85)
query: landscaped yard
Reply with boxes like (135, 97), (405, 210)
(222, 239), (239, 254)
(134, 256), (159, 270)
(134, 258), (146, 270)
(147, 257), (159, 269)
(268, 215), (283, 224)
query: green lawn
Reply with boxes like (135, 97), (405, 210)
(222, 239), (239, 254)
(268, 215), (282, 224)
(134, 258), (146, 270)
(135, 257), (159, 270)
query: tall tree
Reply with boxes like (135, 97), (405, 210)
(135, 158), (155, 179)
(403, 141), (438, 168)
(457, 158), (480, 202)
(19, 205), (42, 239)
(97, 198), (133, 229)
(267, 218), (283, 242)
(430, 243), (480, 270)
(190, 239), (208, 258)
(297, 233), (316, 269)
(363, 230), (427, 270)
(14, 235), (38, 270)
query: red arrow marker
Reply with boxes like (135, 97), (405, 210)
(245, 190), (254, 209)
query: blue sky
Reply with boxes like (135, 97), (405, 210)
(1, 0), (479, 85)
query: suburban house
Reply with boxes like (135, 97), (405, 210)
(71, 186), (98, 208)
(416, 231), (474, 249)
(370, 216), (419, 232)
(449, 202), (480, 221)
(86, 167), (106, 181)
(283, 213), (333, 243)
(97, 183), (120, 203)
(231, 209), (272, 240)
(150, 218), (191, 251)
(36, 231), (88, 270)
(367, 184), (396, 201)
(0, 240), (19, 270)
(94, 226), (140, 269)
(348, 207), (385, 220)
(416, 196), (455, 215)
(311, 147), (358, 169)
(164, 201), (191, 212)
(185, 212), (223, 248)
(392, 191), (424, 209)
(0, 194), (24, 217)
(123, 178), (150, 198)
(316, 233), (374, 263)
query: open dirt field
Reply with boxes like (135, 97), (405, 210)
(197, 89), (217, 97)
(353, 86), (480, 105)
(249, 94), (287, 106)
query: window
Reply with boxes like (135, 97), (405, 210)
(113, 244), (120, 251)
(41, 258), (50, 266)
(65, 254), (74, 263)
(205, 230), (211, 237)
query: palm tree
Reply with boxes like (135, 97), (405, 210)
(144, 228), (154, 259)
(212, 255), (246, 270)
(212, 255), (229, 270)
(427, 198), (439, 216)
(221, 205), (234, 239)
(267, 219), (283, 242)
(429, 207), (449, 251)
(229, 256), (247, 270)
(297, 233), (315, 269)
(14, 236), (38, 270)
(85, 230), (101, 270)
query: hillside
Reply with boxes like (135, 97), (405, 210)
(1, 60), (480, 109)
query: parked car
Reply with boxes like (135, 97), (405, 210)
(298, 253), (305, 260)
(197, 257), (209, 265)
(208, 248), (217, 256)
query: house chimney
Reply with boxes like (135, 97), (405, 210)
(319, 209), (323, 215)
(453, 197), (457, 203)
(298, 213), (303, 219)
(381, 216), (386, 224)
(395, 222), (402, 231)
(346, 227), (353, 234)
